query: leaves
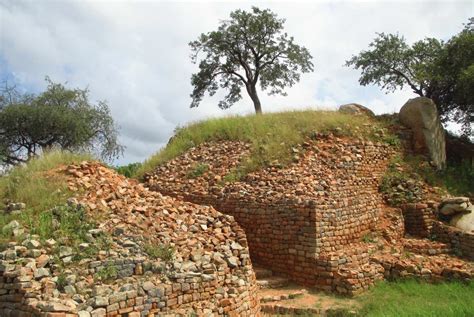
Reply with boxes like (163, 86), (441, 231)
(347, 19), (473, 137)
(0, 78), (123, 165)
(189, 7), (314, 113)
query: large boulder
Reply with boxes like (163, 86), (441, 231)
(450, 211), (474, 233)
(439, 197), (474, 232)
(338, 103), (375, 117)
(399, 97), (446, 170)
(439, 197), (472, 216)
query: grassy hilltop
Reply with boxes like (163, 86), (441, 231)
(134, 110), (397, 179)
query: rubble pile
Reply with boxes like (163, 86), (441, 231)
(0, 162), (260, 316)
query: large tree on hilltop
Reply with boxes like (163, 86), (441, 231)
(346, 18), (473, 137)
(0, 78), (123, 165)
(189, 7), (314, 114)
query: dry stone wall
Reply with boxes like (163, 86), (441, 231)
(401, 203), (437, 237)
(146, 135), (474, 295)
(0, 162), (260, 316)
(146, 136), (398, 293)
(432, 221), (474, 260)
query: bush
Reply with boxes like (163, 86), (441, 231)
(115, 162), (142, 178)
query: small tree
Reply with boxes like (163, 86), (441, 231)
(346, 18), (473, 137)
(0, 78), (123, 165)
(189, 7), (314, 114)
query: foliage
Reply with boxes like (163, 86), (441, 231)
(56, 273), (68, 292)
(134, 110), (394, 179)
(144, 243), (175, 262)
(431, 22), (474, 137)
(346, 19), (473, 137)
(380, 152), (473, 205)
(186, 163), (209, 178)
(115, 162), (142, 178)
(358, 279), (474, 317)
(0, 77), (123, 165)
(189, 7), (313, 113)
(94, 264), (118, 282)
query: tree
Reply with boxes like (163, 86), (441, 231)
(189, 7), (314, 114)
(346, 18), (473, 137)
(430, 20), (474, 137)
(0, 78), (123, 165)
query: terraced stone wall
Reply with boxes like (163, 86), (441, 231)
(0, 256), (260, 317)
(147, 138), (395, 290)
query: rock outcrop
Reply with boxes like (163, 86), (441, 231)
(399, 97), (446, 170)
(338, 103), (375, 117)
(438, 197), (474, 233)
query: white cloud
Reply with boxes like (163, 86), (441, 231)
(0, 0), (471, 164)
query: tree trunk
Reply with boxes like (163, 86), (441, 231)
(248, 85), (262, 114)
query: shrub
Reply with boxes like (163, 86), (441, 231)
(115, 162), (142, 178)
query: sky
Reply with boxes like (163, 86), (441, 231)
(0, 0), (472, 165)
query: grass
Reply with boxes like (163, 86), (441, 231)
(381, 153), (473, 203)
(187, 163), (209, 178)
(134, 110), (393, 179)
(358, 279), (474, 317)
(0, 151), (92, 244)
(144, 242), (175, 262)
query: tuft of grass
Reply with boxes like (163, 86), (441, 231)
(144, 242), (175, 262)
(134, 110), (394, 179)
(186, 163), (209, 178)
(94, 264), (118, 282)
(358, 279), (474, 317)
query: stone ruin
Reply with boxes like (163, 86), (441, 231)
(145, 134), (473, 297)
(0, 163), (260, 316)
(0, 101), (473, 316)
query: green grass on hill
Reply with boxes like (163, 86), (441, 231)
(134, 110), (394, 179)
(358, 279), (474, 317)
(0, 151), (92, 245)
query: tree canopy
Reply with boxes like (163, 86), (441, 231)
(189, 6), (314, 114)
(0, 78), (123, 165)
(346, 18), (473, 137)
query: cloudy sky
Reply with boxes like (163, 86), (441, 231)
(0, 0), (471, 164)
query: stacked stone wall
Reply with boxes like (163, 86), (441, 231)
(0, 257), (259, 317)
(0, 162), (261, 316)
(401, 203), (437, 237)
(147, 138), (395, 292)
(431, 221), (474, 260)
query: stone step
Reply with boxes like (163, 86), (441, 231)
(261, 303), (357, 316)
(257, 276), (290, 289)
(253, 266), (273, 279)
(259, 289), (306, 303)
